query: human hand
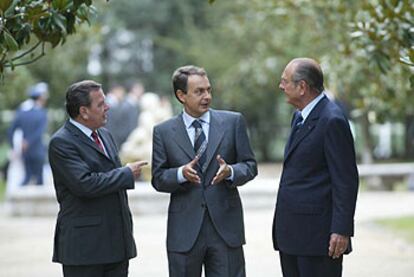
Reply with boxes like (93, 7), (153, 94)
(183, 156), (201, 184)
(211, 155), (231, 185)
(328, 233), (349, 259)
(126, 161), (148, 180)
(21, 140), (28, 153)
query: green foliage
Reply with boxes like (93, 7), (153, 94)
(0, 0), (99, 76)
(0, 24), (99, 108)
(350, 0), (414, 70)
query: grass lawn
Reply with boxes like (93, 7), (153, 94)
(377, 216), (414, 243)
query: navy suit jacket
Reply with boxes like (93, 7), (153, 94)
(151, 109), (257, 252)
(8, 106), (47, 159)
(273, 96), (359, 256)
(48, 121), (136, 265)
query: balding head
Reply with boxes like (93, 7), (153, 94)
(288, 58), (324, 94)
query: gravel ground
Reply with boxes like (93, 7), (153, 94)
(1, 191), (414, 277)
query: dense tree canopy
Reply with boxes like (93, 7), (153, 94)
(0, 0), (99, 75)
(0, 0), (412, 161)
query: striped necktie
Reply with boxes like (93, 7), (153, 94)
(91, 131), (105, 153)
(192, 120), (207, 169)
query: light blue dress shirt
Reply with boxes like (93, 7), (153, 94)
(177, 110), (234, 183)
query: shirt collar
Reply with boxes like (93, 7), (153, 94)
(300, 91), (325, 122)
(182, 110), (210, 129)
(69, 118), (94, 138)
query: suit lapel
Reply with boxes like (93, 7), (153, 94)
(284, 97), (328, 161)
(65, 121), (114, 162)
(171, 115), (195, 160)
(97, 130), (118, 164)
(202, 110), (224, 172)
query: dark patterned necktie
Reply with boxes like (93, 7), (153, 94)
(91, 131), (105, 152)
(286, 112), (303, 149)
(192, 120), (207, 168)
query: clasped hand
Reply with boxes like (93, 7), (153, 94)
(183, 154), (231, 185)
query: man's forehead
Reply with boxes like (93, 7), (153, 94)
(188, 75), (210, 85)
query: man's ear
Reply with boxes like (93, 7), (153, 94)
(176, 89), (186, 103)
(79, 106), (89, 120)
(298, 80), (309, 94)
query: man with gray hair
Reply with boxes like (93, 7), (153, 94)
(272, 58), (359, 277)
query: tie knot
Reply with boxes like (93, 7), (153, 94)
(91, 131), (99, 139)
(294, 113), (303, 126)
(192, 120), (203, 129)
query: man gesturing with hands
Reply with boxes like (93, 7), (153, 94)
(152, 65), (257, 277)
(49, 80), (147, 277)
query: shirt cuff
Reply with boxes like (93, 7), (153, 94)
(177, 165), (187, 183)
(225, 165), (234, 181)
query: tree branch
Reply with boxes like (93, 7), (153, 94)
(11, 41), (42, 61)
(4, 42), (46, 68)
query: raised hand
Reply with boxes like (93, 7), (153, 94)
(183, 156), (201, 184)
(211, 155), (231, 185)
(127, 161), (148, 180)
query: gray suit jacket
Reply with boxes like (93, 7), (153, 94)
(49, 121), (137, 265)
(151, 109), (257, 252)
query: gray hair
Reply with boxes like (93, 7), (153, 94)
(291, 58), (324, 94)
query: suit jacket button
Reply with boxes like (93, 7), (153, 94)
(201, 203), (206, 208)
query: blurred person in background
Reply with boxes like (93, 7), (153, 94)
(119, 81), (144, 144)
(105, 84), (125, 148)
(8, 82), (49, 186)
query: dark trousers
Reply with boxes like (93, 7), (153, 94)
(62, 260), (129, 277)
(168, 212), (245, 277)
(279, 252), (342, 277)
(22, 156), (43, 185)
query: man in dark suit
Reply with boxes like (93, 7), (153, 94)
(8, 82), (48, 185)
(272, 58), (359, 277)
(152, 65), (257, 277)
(48, 80), (147, 277)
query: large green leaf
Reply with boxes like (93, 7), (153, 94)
(3, 29), (19, 51)
(0, 0), (12, 12)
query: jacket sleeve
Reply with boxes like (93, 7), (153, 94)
(48, 135), (135, 198)
(324, 116), (359, 236)
(151, 126), (188, 193)
(228, 113), (258, 188)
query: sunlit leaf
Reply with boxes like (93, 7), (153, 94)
(3, 29), (19, 51)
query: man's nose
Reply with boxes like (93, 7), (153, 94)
(204, 91), (212, 100)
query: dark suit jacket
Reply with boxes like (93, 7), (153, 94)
(273, 96), (359, 256)
(8, 106), (47, 160)
(151, 109), (257, 252)
(48, 121), (136, 265)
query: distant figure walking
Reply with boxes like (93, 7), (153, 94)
(8, 82), (49, 186)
